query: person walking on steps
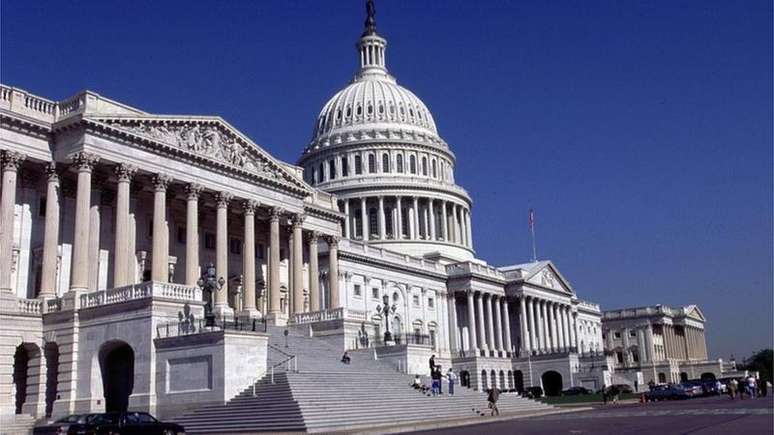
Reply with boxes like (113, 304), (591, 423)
(429, 354), (436, 372)
(447, 368), (457, 396)
(431, 366), (442, 396)
(487, 387), (500, 416)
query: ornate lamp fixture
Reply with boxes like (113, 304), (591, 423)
(375, 293), (397, 342)
(197, 263), (225, 327)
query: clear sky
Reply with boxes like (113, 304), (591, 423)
(2, 0), (771, 360)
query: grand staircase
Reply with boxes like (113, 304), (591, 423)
(0, 413), (35, 435)
(173, 326), (556, 433)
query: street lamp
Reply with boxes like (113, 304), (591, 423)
(375, 294), (397, 342)
(196, 263), (225, 327)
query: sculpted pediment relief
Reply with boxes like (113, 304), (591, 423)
(684, 305), (705, 322)
(91, 116), (310, 193)
(526, 264), (573, 295)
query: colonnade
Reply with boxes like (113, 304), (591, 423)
(0, 151), (341, 318)
(517, 296), (578, 355)
(662, 324), (707, 361)
(339, 195), (472, 248)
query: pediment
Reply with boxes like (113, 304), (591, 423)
(525, 262), (574, 295)
(684, 305), (706, 322)
(88, 116), (311, 194)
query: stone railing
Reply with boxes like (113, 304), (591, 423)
(577, 299), (601, 313)
(291, 307), (368, 325)
(446, 261), (505, 280)
(79, 281), (201, 309)
(603, 305), (678, 320)
(340, 239), (444, 273)
(0, 296), (43, 316)
(317, 175), (471, 200)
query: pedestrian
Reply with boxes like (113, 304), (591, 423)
(431, 366), (441, 396)
(447, 368), (457, 396)
(602, 387), (608, 405)
(340, 351), (351, 364)
(634, 380), (639, 393)
(429, 354), (436, 372)
(728, 378), (737, 399)
(747, 376), (757, 398)
(648, 380), (655, 391)
(436, 366), (443, 394)
(487, 387), (500, 416)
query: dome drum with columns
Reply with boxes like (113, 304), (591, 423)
(298, 6), (474, 261)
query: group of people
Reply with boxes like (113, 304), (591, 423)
(727, 376), (769, 399)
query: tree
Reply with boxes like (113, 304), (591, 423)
(741, 349), (773, 383)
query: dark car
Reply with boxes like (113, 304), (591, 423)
(34, 414), (100, 435)
(562, 386), (592, 395)
(611, 384), (634, 394)
(644, 384), (690, 401)
(525, 386), (544, 399)
(680, 382), (704, 398)
(90, 411), (184, 435)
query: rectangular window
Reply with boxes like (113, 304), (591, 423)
(614, 331), (621, 339)
(412, 294), (420, 306)
(616, 352), (624, 363)
(229, 237), (242, 255)
(629, 330), (637, 338)
(204, 232), (216, 250)
(354, 284), (362, 297)
(632, 352), (640, 363)
(371, 287), (379, 299)
(427, 297), (434, 308)
(341, 157), (349, 177)
(177, 226), (186, 244)
(429, 330), (436, 349)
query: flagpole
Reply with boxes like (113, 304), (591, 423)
(529, 209), (537, 262)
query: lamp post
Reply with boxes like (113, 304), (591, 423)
(197, 263), (225, 327)
(376, 294), (397, 343)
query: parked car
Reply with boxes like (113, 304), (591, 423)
(680, 382), (704, 397)
(562, 386), (592, 395)
(525, 386), (544, 399)
(644, 384), (691, 401)
(90, 411), (185, 435)
(610, 384), (634, 394)
(34, 414), (99, 435)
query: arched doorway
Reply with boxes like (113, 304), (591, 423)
(700, 372), (716, 381)
(44, 343), (59, 417)
(514, 370), (524, 393)
(99, 341), (135, 413)
(490, 370), (497, 389)
(481, 370), (488, 390)
(658, 372), (666, 384)
(460, 370), (470, 387)
(679, 372), (688, 382)
(499, 370), (506, 389)
(541, 371), (563, 396)
(13, 345), (30, 414)
(507, 370), (514, 389)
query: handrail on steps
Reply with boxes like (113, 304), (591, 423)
(251, 354), (298, 396)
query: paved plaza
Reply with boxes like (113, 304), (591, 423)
(410, 396), (774, 435)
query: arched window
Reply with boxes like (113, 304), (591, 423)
(421, 157), (428, 176)
(431, 159), (437, 178)
(368, 208), (378, 237)
(328, 160), (336, 180)
(341, 156), (349, 177)
(368, 154), (376, 173)
(409, 155), (417, 174)
(355, 155), (363, 175)
(318, 163), (324, 182)
(382, 153), (390, 173)
(354, 211), (363, 239)
(396, 154), (404, 173)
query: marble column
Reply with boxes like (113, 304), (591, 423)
(360, 197), (368, 240)
(452, 205), (460, 244)
(327, 236), (340, 308)
(428, 199), (436, 240)
(184, 184), (202, 286)
(520, 297), (531, 354)
(291, 214), (305, 314)
(69, 152), (99, 292)
(213, 192), (232, 315)
(477, 292), (488, 352)
(241, 200), (259, 318)
(448, 294), (459, 351)
(343, 199), (350, 239)
(378, 196), (385, 240)
(562, 306), (571, 351)
(412, 196), (420, 239)
(441, 201), (448, 241)
(112, 164), (136, 287)
(396, 196), (403, 239)
(307, 232), (320, 311)
(268, 207), (282, 317)
(547, 302), (557, 352)
(494, 296), (505, 353)
(502, 298), (513, 354)
(150, 174), (170, 282)
(39, 163), (60, 298)
(87, 190), (101, 291)
(466, 291), (478, 352)
(527, 297), (536, 354)
(537, 300), (547, 353)
(554, 304), (564, 351)
(571, 312), (579, 349)
(637, 328), (647, 362)
(486, 294), (497, 352)
(0, 151), (25, 292)
(465, 209), (473, 248)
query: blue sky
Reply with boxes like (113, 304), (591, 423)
(2, 0), (771, 360)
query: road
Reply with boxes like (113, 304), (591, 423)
(409, 395), (773, 435)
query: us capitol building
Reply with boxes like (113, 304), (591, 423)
(0, 2), (738, 431)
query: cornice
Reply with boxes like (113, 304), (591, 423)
(299, 137), (456, 166)
(0, 110), (53, 139)
(338, 248), (447, 281)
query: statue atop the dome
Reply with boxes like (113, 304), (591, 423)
(363, 0), (377, 36)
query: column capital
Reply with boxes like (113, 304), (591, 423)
(44, 162), (59, 183)
(268, 206), (284, 222)
(185, 183), (204, 200)
(324, 235), (340, 247)
(215, 191), (232, 207)
(242, 199), (259, 215)
(152, 173), (172, 191)
(291, 213), (306, 228)
(69, 152), (99, 173)
(1, 150), (26, 171)
(114, 163), (137, 182)
(305, 231), (320, 243)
